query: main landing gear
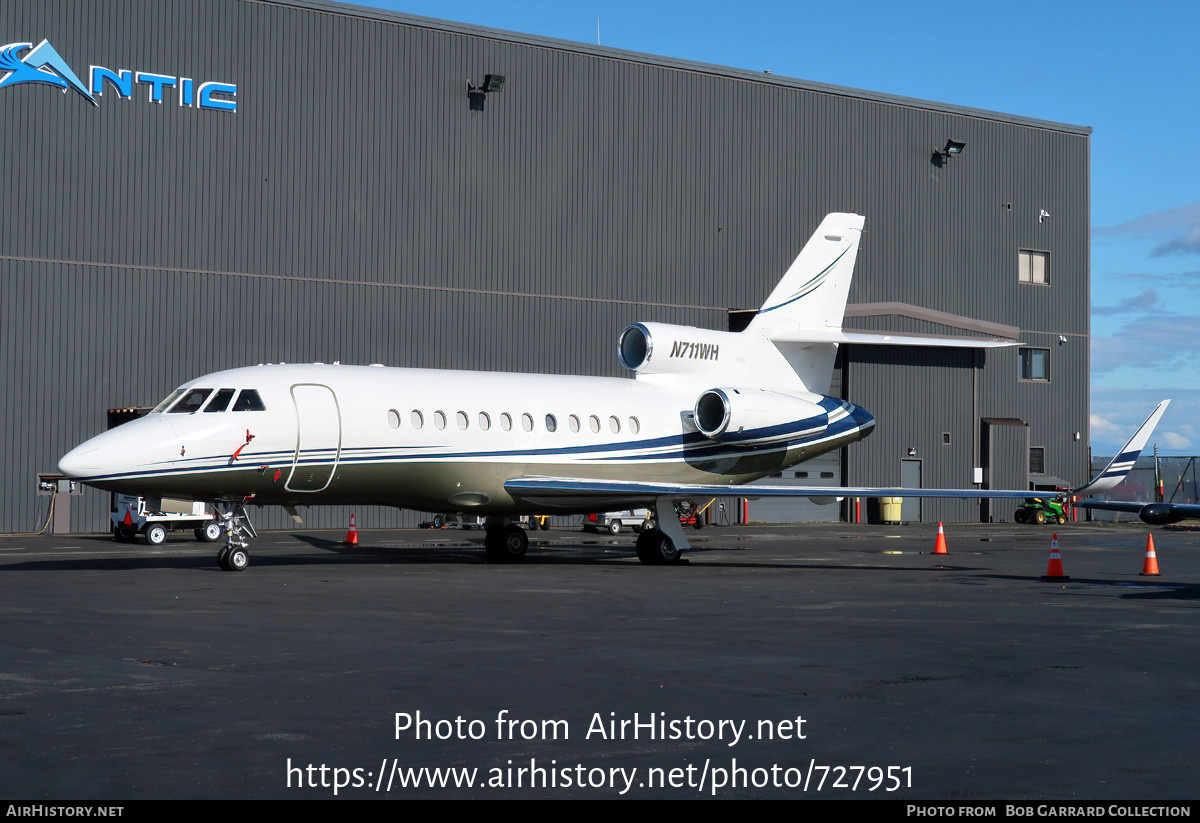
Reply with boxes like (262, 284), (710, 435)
(215, 501), (257, 572)
(483, 519), (528, 562)
(634, 495), (692, 565)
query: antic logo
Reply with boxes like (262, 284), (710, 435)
(0, 38), (238, 112)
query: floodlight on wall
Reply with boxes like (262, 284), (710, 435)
(467, 73), (506, 111)
(931, 138), (966, 168)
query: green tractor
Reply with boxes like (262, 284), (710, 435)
(1014, 497), (1066, 525)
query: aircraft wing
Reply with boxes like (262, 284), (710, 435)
(1075, 498), (1200, 526)
(505, 400), (1171, 509)
(504, 477), (1040, 509)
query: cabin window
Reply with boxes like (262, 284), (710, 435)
(169, 388), (213, 414)
(152, 388), (186, 413)
(479, 412), (491, 431)
(545, 414), (557, 432)
(456, 411), (469, 430)
(628, 417), (640, 434)
(433, 411), (447, 430)
(411, 410), (424, 429)
(203, 389), (236, 413)
(609, 415), (620, 434)
(232, 389), (266, 411)
(500, 413), (513, 431)
(568, 414), (581, 433)
(387, 409), (401, 429)
(589, 415), (601, 434)
(521, 413), (534, 432)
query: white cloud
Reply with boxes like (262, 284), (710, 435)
(1096, 201), (1200, 236)
(1154, 225), (1200, 257)
(1163, 431), (1193, 449)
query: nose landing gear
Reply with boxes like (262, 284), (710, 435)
(215, 501), (257, 571)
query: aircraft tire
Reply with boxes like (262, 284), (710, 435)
(227, 547), (249, 572)
(636, 529), (681, 565)
(486, 526), (527, 562)
(217, 548), (231, 571)
(144, 523), (167, 546)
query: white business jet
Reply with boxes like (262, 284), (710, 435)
(58, 213), (1168, 570)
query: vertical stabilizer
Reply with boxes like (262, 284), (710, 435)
(746, 212), (865, 338)
(743, 213), (865, 393)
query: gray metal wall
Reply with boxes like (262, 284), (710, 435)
(0, 0), (1089, 532)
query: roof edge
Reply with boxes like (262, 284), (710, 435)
(253, 0), (1092, 136)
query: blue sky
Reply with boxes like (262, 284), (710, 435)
(363, 0), (1199, 455)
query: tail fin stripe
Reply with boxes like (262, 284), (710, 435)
(757, 245), (852, 315)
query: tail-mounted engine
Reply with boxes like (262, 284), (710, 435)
(693, 387), (826, 441)
(618, 322), (746, 377)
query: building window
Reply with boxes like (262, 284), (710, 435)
(1030, 447), (1045, 475)
(1018, 347), (1050, 381)
(1019, 249), (1049, 285)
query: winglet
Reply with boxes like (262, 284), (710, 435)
(1070, 400), (1170, 498)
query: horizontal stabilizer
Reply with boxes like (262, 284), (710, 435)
(767, 328), (1019, 349)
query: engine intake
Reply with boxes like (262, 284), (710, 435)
(694, 387), (827, 441)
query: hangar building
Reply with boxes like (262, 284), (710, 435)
(0, 0), (1090, 533)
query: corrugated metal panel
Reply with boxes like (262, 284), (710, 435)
(0, 0), (1089, 532)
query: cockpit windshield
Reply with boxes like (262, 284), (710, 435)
(151, 388), (186, 413)
(232, 389), (266, 412)
(168, 388), (214, 414)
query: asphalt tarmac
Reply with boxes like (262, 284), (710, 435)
(2, 520), (1198, 799)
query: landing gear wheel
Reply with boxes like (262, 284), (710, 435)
(636, 529), (681, 565)
(486, 525), (528, 562)
(226, 547), (249, 571)
(608, 520), (622, 535)
(217, 548), (231, 571)
(144, 523), (167, 546)
(196, 520), (223, 542)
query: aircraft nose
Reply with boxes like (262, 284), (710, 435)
(59, 443), (102, 478)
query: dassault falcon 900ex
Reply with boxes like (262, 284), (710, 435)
(58, 213), (1168, 570)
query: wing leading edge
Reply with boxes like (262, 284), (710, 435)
(505, 401), (1171, 508)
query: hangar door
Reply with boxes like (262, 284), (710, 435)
(981, 418), (1029, 522)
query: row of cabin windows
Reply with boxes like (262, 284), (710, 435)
(388, 409), (641, 436)
(154, 387), (267, 414)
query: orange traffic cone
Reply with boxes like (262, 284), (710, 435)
(1140, 533), (1160, 576)
(1041, 533), (1070, 580)
(344, 512), (358, 545)
(933, 522), (948, 555)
